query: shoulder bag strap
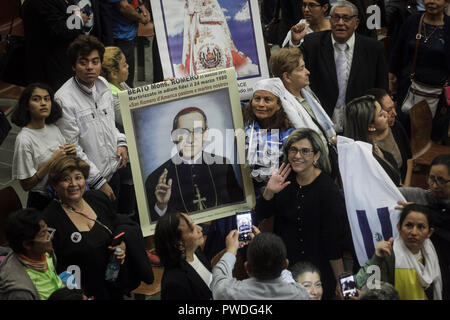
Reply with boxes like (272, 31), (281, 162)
(411, 13), (425, 79)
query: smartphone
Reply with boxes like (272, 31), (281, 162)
(111, 232), (125, 246)
(339, 273), (358, 299)
(236, 210), (252, 242)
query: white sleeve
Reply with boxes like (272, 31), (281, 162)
(12, 133), (36, 180)
(211, 252), (239, 300)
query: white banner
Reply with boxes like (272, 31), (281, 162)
(337, 136), (405, 266)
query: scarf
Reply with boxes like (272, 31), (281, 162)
(245, 121), (292, 181)
(17, 253), (49, 273)
(301, 86), (336, 139)
(393, 236), (442, 300)
(253, 78), (320, 132)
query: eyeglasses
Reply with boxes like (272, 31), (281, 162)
(427, 174), (450, 187)
(330, 14), (357, 23)
(302, 2), (322, 9)
(288, 147), (315, 157)
(34, 228), (56, 243)
(171, 127), (206, 142)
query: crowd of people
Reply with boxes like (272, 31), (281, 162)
(0, 0), (449, 301)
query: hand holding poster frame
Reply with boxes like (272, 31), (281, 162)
(150, 0), (270, 100)
(119, 67), (255, 237)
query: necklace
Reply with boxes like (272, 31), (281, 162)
(61, 201), (113, 235)
(422, 21), (438, 43)
(174, 162), (218, 213)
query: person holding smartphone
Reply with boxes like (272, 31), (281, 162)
(211, 229), (310, 300)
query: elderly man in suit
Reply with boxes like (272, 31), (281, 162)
(300, 0), (388, 133)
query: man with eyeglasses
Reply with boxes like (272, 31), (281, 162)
(144, 107), (245, 222)
(0, 209), (64, 300)
(300, 0), (388, 134)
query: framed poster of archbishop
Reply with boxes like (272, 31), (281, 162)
(119, 68), (255, 236)
(150, 0), (269, 100)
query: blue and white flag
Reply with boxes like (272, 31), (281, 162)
(337, 136), (406, 267)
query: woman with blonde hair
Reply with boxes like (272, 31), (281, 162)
(102, 46), (130, 133)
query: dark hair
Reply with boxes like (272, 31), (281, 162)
(398, 203), (433, 228)
(359, 281), (400, 300)
(5, 208), (44, 254)
(243, 96), (292, 130)
(247, 233), (287, 280)
(282, 128), (331, 174)
(431, 154), (450, 173)
(154, 212), (192, 268)
(344, 95), (377, 144)
(11, 83), (62, 127)
(290, 261), (321, 281)
(67, 35), (105, 68)
(48, 288), (85, 300)
(172, 107), (208, 132)
(364, 88), (389, 106)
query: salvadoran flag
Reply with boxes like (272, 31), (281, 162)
(337, 136), (406, 266)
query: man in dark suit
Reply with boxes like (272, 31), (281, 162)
(300, 0), (388, 133)
(145, 107), (245, 222)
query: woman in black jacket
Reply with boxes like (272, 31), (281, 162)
(43, 155), (153, 300)
(255, 128), (346, 299)
(155, 212), (212, 300)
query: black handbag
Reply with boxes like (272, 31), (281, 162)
(0, 110), (12, 146)
(0, 1), (26, 87)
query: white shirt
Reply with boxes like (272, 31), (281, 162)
(331, 32), (356, 84)
(331, 33), (356, 133)
(12, 125), (66, 195)
(55, 76), (127, 190)
(188, 253), (212, 288)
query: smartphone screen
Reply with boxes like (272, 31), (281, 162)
(236, 210), (252, 242)
(339, 274), (357, 298)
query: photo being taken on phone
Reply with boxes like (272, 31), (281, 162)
(236, 210), (252, 242)
(339, 273), (358, 299)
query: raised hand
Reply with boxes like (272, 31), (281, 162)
(375, 237), (394, 258)
(63, 142), (76, 155)
(265, 162), (292, 197)
(291, 22), (309, 45)
(155, 169), (172, 211)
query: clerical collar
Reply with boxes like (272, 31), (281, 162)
(179, 152), (203, 164)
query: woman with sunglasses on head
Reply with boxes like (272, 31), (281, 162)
(42, 155), (153, 300)
(398, 153), (450, 299)
(11, 83), (76, 210)
(0, 209), (64, 300)
(255, 128), (346, 299)
(282, 0), (331, 48)
(344, 95), (401, 186)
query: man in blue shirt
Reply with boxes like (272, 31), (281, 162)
(108, 0), (150, 87)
